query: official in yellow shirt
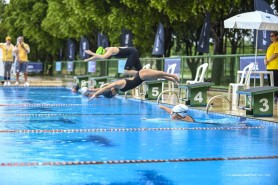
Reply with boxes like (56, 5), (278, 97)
(265, 31), (278, 101)
(14, 36), (30, 86)
(0, 36), (14, 86)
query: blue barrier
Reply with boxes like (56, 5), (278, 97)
(28, 62), (43, 73)
(239, 56), (266, 79)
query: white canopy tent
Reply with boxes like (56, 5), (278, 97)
(224, 10), (278, 85)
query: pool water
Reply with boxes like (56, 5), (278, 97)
(0, 87), (277, 185)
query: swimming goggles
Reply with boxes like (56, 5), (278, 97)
(170, 111), (188, 118)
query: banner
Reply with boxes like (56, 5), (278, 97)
(67, 39), (75, 61)
(254, 0), (274, 50)
(79, 37), (89, 60)
(97, 32), (109, 48)
(27, 62), (43, 73)
(164, 58), (181, 77)
(56, 61), (61, 72)
(88, 61), (96, 73)
(240, 56), (265, 71)
(67, 61), (73, 72)
(120, 30), (133, 47)
(118, 59), (127, 74)
(197, 13), (211, 53)
(240, 56), (266, 79)
(152, 22), (164, 56)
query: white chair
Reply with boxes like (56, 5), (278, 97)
(133, 64), (151, 98)
(186, 63), (208, 84)
(158, 63), (177, 101)
(228, 63), (254, 110)
(164, 63), (177, 91)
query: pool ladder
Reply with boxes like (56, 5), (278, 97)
(156, 90), (180, 104)
(156, 91), (231, 114)
(206, 95), (231, 114)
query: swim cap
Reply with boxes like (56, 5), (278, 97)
(96, 46), (106, 55)
(102, 90), (115, 98)
(6, 36), (11, 41)
(172, 104), (188, 117)
(72, 84), (80, 92)
(80, 87), (88, 95)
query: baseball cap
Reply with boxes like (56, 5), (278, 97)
(6, 36), (11, 41)
(172, 104), (189, 117)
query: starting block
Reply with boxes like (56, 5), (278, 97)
(237, 86), (278, 117)
(89, 76), (113, 88)
(74, 75), (90, 87)
(178, 82), (214, 106)
(142, 80), (164, 100)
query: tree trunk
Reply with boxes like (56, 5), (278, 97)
(211, 22), (225, 85)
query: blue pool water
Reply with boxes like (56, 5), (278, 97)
(0, 87), (277, 185)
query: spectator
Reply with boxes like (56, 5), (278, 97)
(0, 36), (14, 86)
(264, 31), (278, 102)
(14, 36), (30, 86)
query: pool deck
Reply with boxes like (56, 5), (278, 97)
(1, 76), (277, 123)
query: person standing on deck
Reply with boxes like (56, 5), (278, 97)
(13, 36), (30, 86)
(0, 36), (14, 86)
(264, 31), (278, 102)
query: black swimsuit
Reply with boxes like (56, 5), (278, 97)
(114, 47), (142, 71)
(120, 72), (144, 92)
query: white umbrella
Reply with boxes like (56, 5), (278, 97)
(224, 11), (278, 30)
(224, 10), (278, 85)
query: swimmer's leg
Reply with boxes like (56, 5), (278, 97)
(140, 69), (179, 85)
(124, 69), (138, 77)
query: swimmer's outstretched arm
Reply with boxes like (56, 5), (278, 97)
(159, 105), (172, 114)
(88, 80), (125, 101)
(84, 50), (94, 55)
(84, 48), (114, 62)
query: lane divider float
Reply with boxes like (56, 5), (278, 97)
(0, 126), (264, 134)
(1, 155), (277, 167)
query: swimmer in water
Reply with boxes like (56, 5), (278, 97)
(159, 104), (195, 122)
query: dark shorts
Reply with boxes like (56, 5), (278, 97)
(16, 62), (28, 73)
(267, 70), (278, 97)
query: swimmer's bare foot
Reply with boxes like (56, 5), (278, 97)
(173, 74), (180, 81)
(174, 74), (180, 85)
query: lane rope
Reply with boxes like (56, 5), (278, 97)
(1, 156), (277, 167)
(0, 113), (161, 117)
(0, 86), (65, 89)
(0, 126), (264, 134)
(0, 103), (124, 107)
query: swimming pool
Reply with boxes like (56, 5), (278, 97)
(0, 87), (277, 185)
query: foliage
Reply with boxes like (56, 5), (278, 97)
(3, 0), (64, 61)
(0, 0), (277, 81)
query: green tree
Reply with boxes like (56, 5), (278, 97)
(192, 0), (254, 85)
(3, 0), (63, 62)
(0, 0), (8, 41)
